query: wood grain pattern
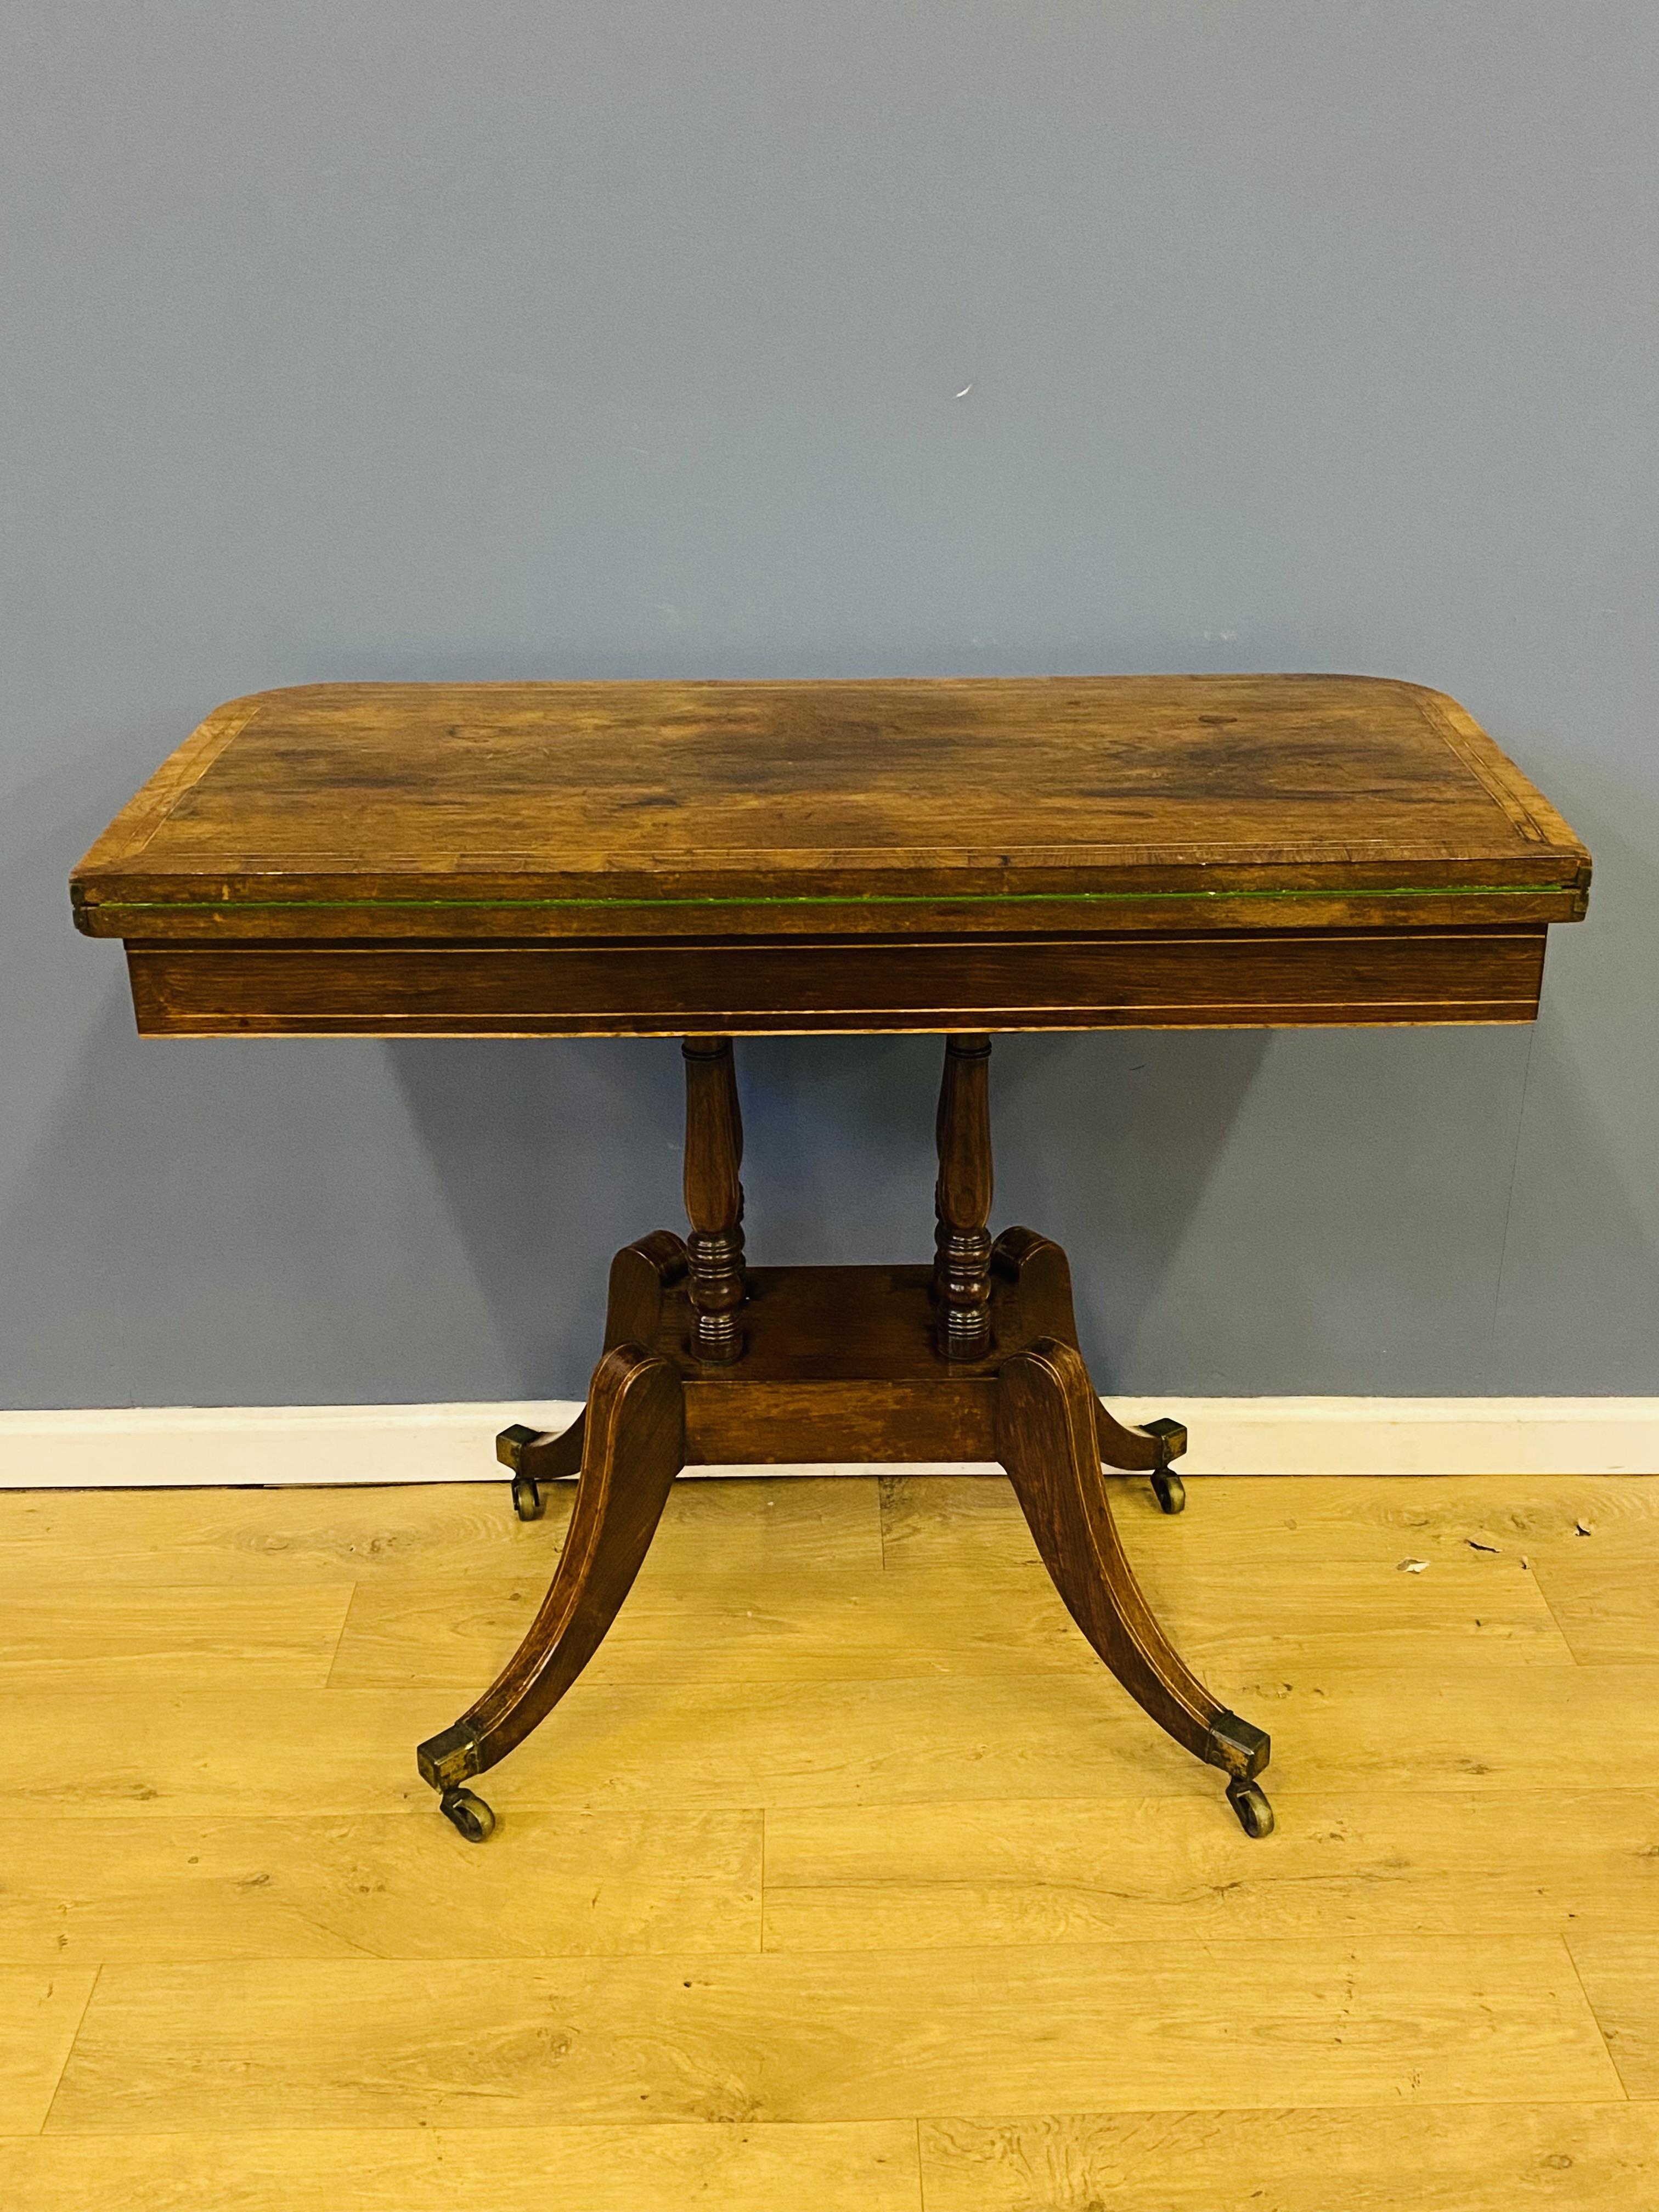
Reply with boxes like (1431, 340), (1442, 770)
(0, 1968), (98, 2132)
(879, 1467), (1653, 1572)
(1567, 1936), (1659, 2099)
(0, 1475), (883, 1587)
(0, 2122), (922, 2212)
(318, 1544), (1573, 1690)
(70, 677), (1590, 918)
(877, 1472), (1579, 1670)
(1531, 1553), (1659, 1664)
(762, 1788), (1659, 1948)
(10, 2107), (1654, 2212)
(70, 693), (267, 884)
(1197, 1662), (1659, 1797)
(46, 1938), (1620, 2131)
(918, 2104), (1659, 2212)
(0, 1582), (354, 1686)
(13, 1688), (446, 1819)
(21, 1658), (1659, 1821)
(74, 676), (1588, 1035)
(0, 1812), (760, 1965)
(325, 1560), (1103, 1689)
(4, 1471), (1656, 2212)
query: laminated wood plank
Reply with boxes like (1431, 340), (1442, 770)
(0, 1968), (98, 2132)
(0, 1811), (760, 1965)
(874, 1474), (1580, 1671)
(0, 1476), (881, 1588)
(761, 1787), (1659, 1949)
(0, 2121), (922, 2212)
(878, 1470), (1658, 1572)
(1528, 1551), (1659, 1665)
(322, 1545), (1572, 1692)
(917, 2104), (1659, 2212)
(12, 1688), (445, 1820)
(0, 1582), (355, 1687)
(1567, 1935), (1659, 2098)
(44, 1938), (1620, 2131)
(21, 1666), (1659, 1824)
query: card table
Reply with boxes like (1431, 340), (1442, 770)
(73, 675), (1590, 1841)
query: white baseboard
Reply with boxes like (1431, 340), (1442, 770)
(1, 1397), (1655, 1488)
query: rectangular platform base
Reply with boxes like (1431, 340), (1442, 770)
(651, 1262), (1073, 1466)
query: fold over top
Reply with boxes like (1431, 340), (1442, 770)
(71, 674), (1590, 941)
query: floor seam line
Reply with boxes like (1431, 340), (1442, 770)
(321, 1580), (364, 1690)
(38, 1963), (101, 2136)
(1524, 1560), (1588, 1664)
(1561, 1932), (1630, 2102)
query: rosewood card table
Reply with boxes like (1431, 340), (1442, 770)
(72, 675), (1590, 1843)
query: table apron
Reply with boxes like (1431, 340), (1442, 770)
(122, 928), (1548, 1035)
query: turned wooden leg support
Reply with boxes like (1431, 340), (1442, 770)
(683, 1035), (747, 1362)
(934, 1033), (994, 1358)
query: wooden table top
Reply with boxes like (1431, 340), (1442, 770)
(72, 676), (1589, 1037)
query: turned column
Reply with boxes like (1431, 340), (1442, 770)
(933, 1032), (994, 1359)
(682, 1035), (747, 1362)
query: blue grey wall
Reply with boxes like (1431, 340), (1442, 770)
(4, 2), (1655, 1408)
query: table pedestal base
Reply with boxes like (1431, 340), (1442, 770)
(416, 1040), (1274, 1843)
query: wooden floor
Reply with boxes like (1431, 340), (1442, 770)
(1, 1465), (1657, 2209)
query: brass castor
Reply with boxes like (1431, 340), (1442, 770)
(440, 1786), (496, 1843)
(1141, 1417), (1187, 1514)
(1226, 1777), (1274, 1838)
(511, 1469), (544, 1522)
(1150, 1466), (1186, 1515)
